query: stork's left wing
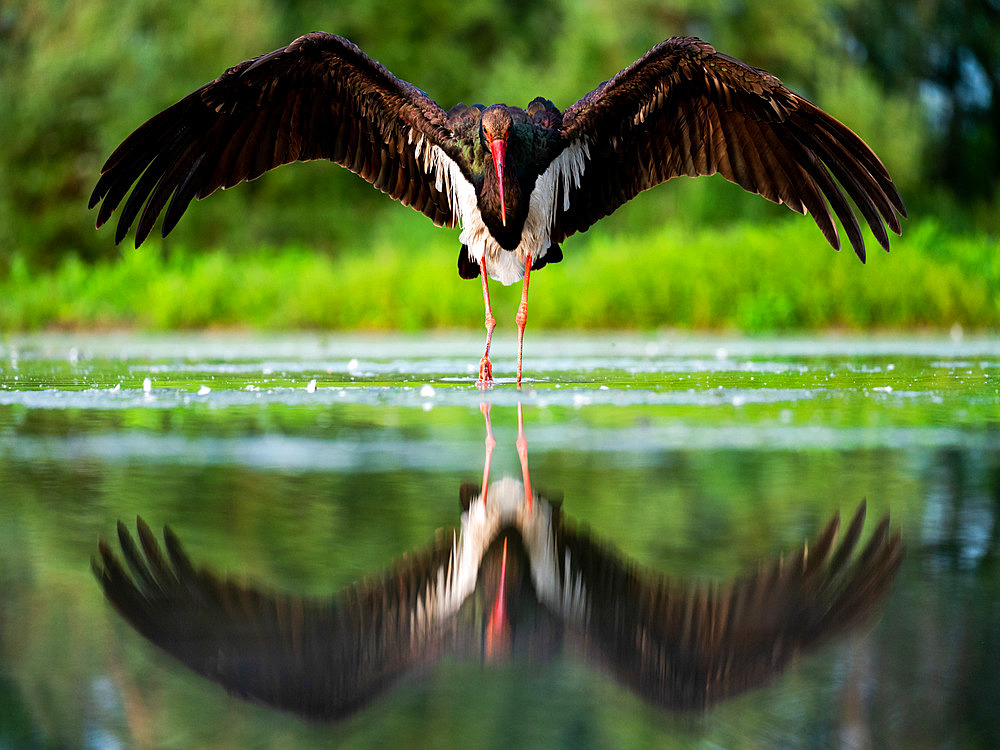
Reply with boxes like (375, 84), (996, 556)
(556, 37), (906, 261)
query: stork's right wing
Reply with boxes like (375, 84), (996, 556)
(90, 33), (467, 247)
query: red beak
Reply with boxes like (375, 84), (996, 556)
(485, 537), (509, 658)
(489, 138), (507, 227)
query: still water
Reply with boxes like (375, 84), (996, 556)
(0, 332), (997, 749)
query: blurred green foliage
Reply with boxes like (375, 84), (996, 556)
(2, 218), (997, 330)
(1, 0), (995, 276)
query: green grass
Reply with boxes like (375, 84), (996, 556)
(3, 218), (998, 331)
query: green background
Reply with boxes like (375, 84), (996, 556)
(2, 0), (998, 331)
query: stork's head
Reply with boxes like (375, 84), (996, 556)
(481, 106), (512, 226)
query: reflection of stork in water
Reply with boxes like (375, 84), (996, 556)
(94, 404), (903, 720)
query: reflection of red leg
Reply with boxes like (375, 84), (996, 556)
(515, 254), (532, 387)
(477, 257), (496, 389)
(516, 402), (532, 512)
(480, 402), (496, 506)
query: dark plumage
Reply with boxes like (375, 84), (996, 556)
(94, 495), (902, 719)
(90, 33), (906, 384)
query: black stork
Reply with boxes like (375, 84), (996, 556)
(90, 33), (907, 386)
(94, 497), (902, 719)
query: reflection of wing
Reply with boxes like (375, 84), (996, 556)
(94, 517), (459, 720)
(556, 501), (903, 710)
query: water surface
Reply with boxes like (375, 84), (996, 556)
(0, 332), (997, 749)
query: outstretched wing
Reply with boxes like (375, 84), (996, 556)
(557, 37), (906, 260)
(557, 502), (903, 710)
(90, 32), (463, 247)
(93, 517), (460, 720)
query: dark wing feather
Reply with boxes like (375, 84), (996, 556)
(93, 517), (459, 721)
(90, 33), (462, 247)
(558, 501), (903, 710)
(558, 37), (906, 261)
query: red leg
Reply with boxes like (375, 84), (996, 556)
(515, 254), (532, 387)
(480, 402), (496, 507)
(477, 257), (496, 389)
(516, 401), (532, 512)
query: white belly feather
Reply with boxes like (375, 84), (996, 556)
(412, 131), (590, 285)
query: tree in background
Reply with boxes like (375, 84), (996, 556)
(843, 0), (999, 220)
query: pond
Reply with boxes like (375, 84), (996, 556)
(1, 332), (997, 749)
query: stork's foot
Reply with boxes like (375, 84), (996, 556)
(477, 356), (494, 389)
